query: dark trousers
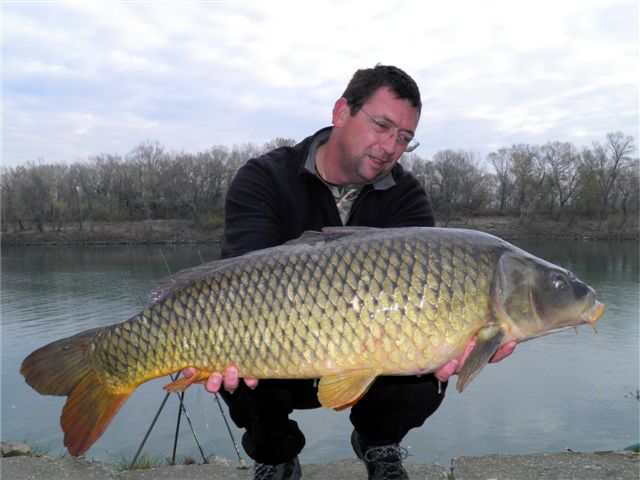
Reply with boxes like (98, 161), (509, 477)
(220, 374), (447, 465)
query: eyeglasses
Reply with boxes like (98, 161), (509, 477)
(360, 108), (420, 153)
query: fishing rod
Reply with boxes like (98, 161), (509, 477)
(213, 389), (248, 468)
(173, 390), (209, 464)
(129, 372), (178, 469)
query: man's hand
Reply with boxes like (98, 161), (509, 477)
(181, 366), (258, 394)
(434, 338), (517, 383)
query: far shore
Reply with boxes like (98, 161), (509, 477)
(1, 215), (638, 247)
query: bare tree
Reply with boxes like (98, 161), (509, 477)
(581, 132), (636, 222)
(487, 148), (513, 212)
(2, 134), (635, 235)
(431, 150), (486, 224)
(0, 167), (27, 231)
(127, 140), (167, 221)
(14, 161), (57, 233)
(404, 153), (436, 201)
(91, 154), (123, 221)
(510, 144), (545, 221)
(542, 141), (580, 216)
(261, 137), (297, 154)
(615, 157), (640, 225)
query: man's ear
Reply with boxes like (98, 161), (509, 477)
(332, 97), (350, 127)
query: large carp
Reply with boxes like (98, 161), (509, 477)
(21, 227), (604, 456)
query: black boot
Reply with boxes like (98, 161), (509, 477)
(351, 430), (409, 480)
(252, 456), (302, 480)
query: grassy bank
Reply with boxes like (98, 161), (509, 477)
(1, 215), (638, 246)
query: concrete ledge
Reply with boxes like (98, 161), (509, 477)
(451, 451), (639, 480)
(1, 451), (638, 480)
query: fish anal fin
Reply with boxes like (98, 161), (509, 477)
(318, 371), (379, 411)
(456, 325), (505, 393)
(163, 370), (211, 393)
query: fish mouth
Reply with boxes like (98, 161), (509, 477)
(581, 301), (606, 333)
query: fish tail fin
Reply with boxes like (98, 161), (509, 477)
(20, 330), (133, 456)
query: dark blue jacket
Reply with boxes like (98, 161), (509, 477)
(222, 127), (435, 258)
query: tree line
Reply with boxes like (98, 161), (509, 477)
(1, 131), (637, 233)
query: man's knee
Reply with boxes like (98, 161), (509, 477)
(350, 374), (447, 445)
(242, 419), (305, 464)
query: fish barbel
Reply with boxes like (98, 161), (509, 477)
(21, 227), (605, 456)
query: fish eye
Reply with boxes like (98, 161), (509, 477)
(550, 272), (567, 291)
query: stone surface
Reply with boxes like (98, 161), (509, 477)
(1, 455), (118, 480)
(1, 442), (31, 457)
(451, 451), (639, 480)
(2, 451), (637, 480)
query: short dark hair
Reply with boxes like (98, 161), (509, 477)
(341, 64), (421, 115)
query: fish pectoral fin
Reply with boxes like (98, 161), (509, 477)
(317, 371), (379, 411)
(163, 370), (211, 393)
(456, 325), (505, 393)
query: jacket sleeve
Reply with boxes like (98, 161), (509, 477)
(221, 160), (283, 259)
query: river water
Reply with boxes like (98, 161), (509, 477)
(1, 239), (638, 466)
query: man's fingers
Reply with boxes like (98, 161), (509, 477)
(205, 372), (223, 393)
(244, 377), (259, 389)
(435, 359), (459, 382)
(491, 340), (517, 363)
(190, 365), (258, 393)
(224, 366), (240, 393)
(434, 336), (479, 382)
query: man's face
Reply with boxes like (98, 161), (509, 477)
(332, 86), (420, 184)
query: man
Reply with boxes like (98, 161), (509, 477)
(185, 64), (515, 480)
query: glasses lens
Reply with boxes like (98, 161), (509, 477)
(405, 139), (419, 153)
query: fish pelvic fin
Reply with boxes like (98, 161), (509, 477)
(20, 330), (133, 457)
(318, 370), (379, 411)
(456, 325), (505, 393)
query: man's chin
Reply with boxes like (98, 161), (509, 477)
(361, 169), (388, 184)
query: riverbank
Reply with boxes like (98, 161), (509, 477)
(2, 215), (638, 246)
(1, 449), (638, 480)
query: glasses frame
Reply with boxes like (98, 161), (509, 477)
(359, 108), (420, 153)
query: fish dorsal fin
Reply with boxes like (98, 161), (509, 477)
(456, 325), (505, 392)
(151, 228), (382, 304)
(317, 370), (379, 411)
(283, 227), (382, 247)
(322, 226), (382, 236)
(281, 230), (326, 246)
(149, 258), (238, 304)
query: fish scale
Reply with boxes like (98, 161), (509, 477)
(20, 226), (605, 456)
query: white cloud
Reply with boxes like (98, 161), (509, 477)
(1, 0), (637, 166)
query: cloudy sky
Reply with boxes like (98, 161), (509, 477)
(2, 0), (638, 168)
